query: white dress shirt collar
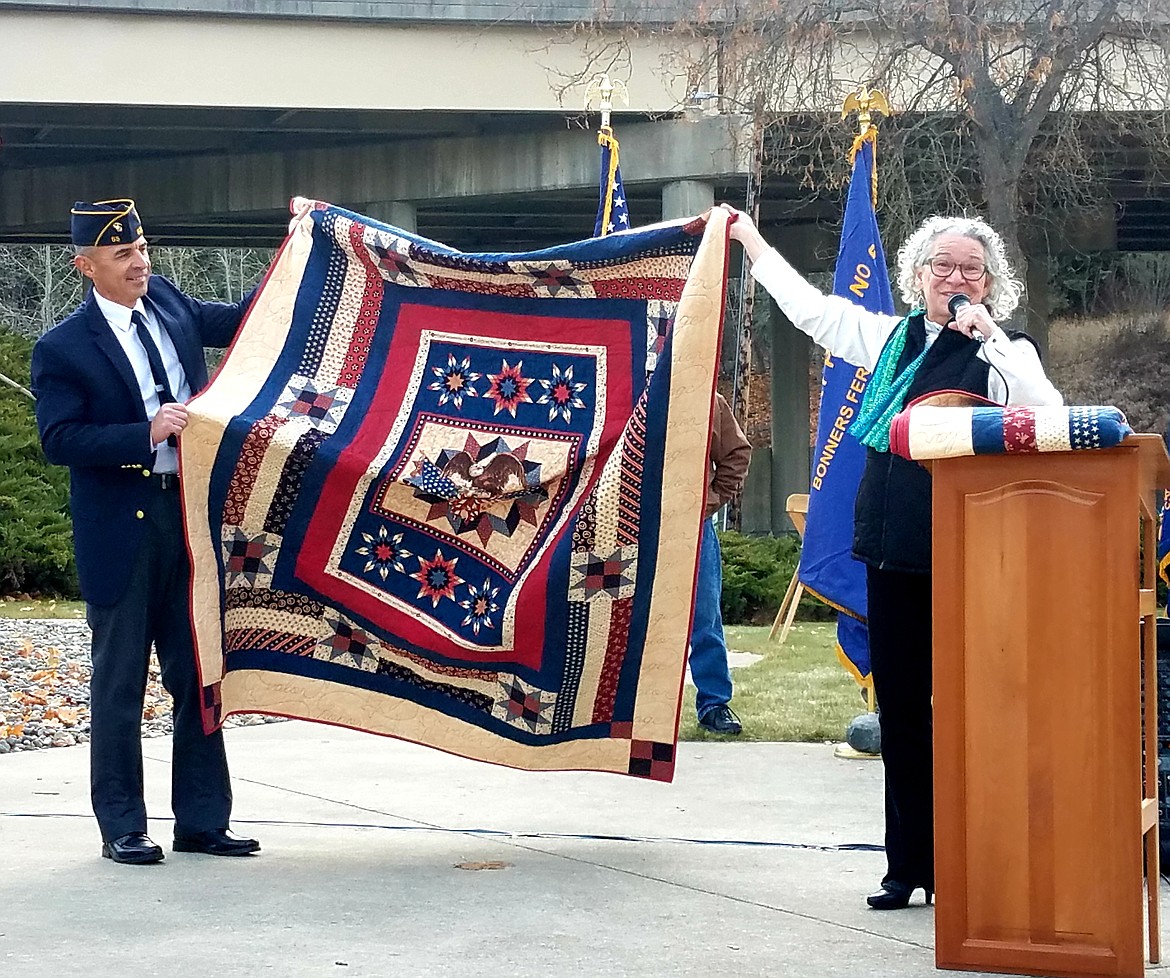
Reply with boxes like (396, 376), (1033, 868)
(92, 289), (148, 334)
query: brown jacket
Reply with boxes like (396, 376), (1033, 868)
(707, 393), (752, 518)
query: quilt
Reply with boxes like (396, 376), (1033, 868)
(180, 203), (730, 781)
(888, 403), (1132, 461)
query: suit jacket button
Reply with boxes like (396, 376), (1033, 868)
(135, 510), (145, 519)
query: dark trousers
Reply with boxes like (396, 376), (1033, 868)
(866, 565), (934, 889)
(86, 485), (232, 842)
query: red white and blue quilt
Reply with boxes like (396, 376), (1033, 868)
(181, 203), (730, 780)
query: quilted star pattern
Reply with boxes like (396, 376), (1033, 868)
(183, 203), (730, 780)
(274, 374), (353, 434)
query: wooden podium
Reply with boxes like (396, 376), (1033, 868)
(932, 434), (1170, 977)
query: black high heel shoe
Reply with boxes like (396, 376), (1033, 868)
(866, 880), (934, 910)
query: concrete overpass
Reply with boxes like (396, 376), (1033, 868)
(0, 0), (758, 249)
(0, 112), (757, 247)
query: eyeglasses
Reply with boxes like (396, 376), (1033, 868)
(926, 258), (987, 282)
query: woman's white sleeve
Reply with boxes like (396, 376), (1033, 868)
(748, 248), (901, 371)
(982, 330), (1064, 406)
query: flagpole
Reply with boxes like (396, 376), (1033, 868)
(839, 84), (890, 723)
(585, 73), (627, 131)
(586, 75), (629, 238)
(840, 85), (891, 205)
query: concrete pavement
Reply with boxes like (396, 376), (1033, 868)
(1, 723), (1165, 977)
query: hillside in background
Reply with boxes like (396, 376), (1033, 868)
(1049, 315), (1170, 437)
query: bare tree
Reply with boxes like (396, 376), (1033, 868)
(664, 0), (1170, 350)
(0, 245), (83, 339)
(0, 245), (272, 339)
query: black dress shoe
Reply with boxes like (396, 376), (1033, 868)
(698, 704), (742, 735)
(102, 832), (164, 864)
(866, 880), (933, 910)
(173, 828), (260, 856)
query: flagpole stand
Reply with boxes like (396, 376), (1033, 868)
(835, 700), (881, 759)
(769, 493), (808, 646)
(834, 744), (881, 760)
(768, 569), (803, 644)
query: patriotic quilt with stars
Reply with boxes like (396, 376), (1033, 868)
(181, 203), (730, 781)
(888, 403), (1132, 462)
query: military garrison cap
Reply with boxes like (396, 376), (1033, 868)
(70, 198), (144, 248)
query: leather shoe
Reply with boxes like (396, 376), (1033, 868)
(173, 828), (260, 856)
(866, 880), (933, 910)
(102, 832), (164, 864)
(698, 704), (742, 735)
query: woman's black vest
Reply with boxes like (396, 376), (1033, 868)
(851, 313), (992, 573)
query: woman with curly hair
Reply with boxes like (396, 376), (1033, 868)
(723, 206), (1063, 910)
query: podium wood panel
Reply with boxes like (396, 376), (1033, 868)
(933, 444), (1156, 978)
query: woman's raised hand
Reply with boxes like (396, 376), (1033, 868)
(288, 197), (315, 234)
(719, 204), (769, 261)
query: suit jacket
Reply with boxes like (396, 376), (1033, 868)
(32, 275), (254, 606)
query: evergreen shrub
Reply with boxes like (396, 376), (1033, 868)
(0, 328), (76, 596)
(717, 529), (833, 625)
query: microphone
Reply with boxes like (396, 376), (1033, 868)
(946, 292), (986, 342)
(947, 293), (971, 320)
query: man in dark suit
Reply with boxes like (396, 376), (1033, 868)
(31, 198), (261, 864)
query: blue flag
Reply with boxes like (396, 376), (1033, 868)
(798, 137), (893, 687)
(594, 127), (630, 237)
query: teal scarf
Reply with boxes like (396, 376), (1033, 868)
(851, 310), (929, 453)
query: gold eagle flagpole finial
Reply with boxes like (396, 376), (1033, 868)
(585, 74), (629, 131)
(841, 85), (891, 139)
(841, 86), (892, 206)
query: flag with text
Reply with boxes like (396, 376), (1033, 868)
(798, 138), (893, 687)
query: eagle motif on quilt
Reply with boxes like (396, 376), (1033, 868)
(181, 203), (730, 781)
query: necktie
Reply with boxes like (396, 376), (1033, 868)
(132, 310), (177, 447)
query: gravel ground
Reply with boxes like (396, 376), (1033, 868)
(0, 618), (281, 754)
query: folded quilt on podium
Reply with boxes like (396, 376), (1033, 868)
(180, 203), (729, 781)
(888, 403), (1131, 461)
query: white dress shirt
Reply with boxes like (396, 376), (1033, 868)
(749, 248), (1064, 407)
(93, 289), (192, 474)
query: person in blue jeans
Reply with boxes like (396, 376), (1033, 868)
(691, 393), (752, 734)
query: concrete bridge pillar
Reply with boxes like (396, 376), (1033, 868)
(769, 301), (812, 534)
(661, 180), (714, 221)
(764, 231), (830, 535)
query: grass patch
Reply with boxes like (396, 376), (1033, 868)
(1, 605), (864, 743)
(679, 622), (867, 743)
(0, 597), (85, 619)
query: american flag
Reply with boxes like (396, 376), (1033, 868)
(593, 126), (630, 237)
